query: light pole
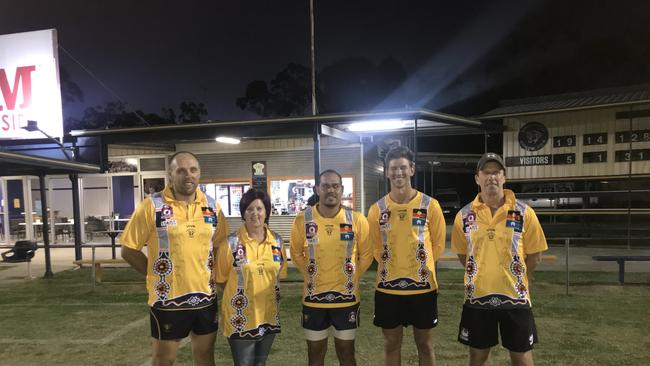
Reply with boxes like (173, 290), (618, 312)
(21, 120), (73, 160)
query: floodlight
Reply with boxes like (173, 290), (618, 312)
(215, 136), (241, 144)
(347, 120), (406, 132)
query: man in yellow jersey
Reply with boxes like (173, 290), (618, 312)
(368, 146), (446, 366)
(121, 151), (228, 366)
(290, 169), (373, 366)
(451, 153), (547, 366)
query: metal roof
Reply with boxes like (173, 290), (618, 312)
(69, 109), (487, 142)
(0, 151), (101, 176)
(481, 84), (650, 119)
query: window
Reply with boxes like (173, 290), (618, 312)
(269, 177), (354, 215)
(200, 183), (250, 217)
(140, 158), (166, 171)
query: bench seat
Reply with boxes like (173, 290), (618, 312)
(73, 259), (128, 284)
(592, 255), (650, 284)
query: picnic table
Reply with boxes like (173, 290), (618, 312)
(592, 255), (650, 284)
(92, 230), (124, 259)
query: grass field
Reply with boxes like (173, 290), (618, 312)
(0, 267), (648, 366)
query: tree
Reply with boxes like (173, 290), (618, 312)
(236, 63), (312, 117)
(65, 101), (209, 131)
(235, 57), (407, 117)
(59, 66), (84, 105)
(318, 56), (406, 113)
(177, 101), (208, 123)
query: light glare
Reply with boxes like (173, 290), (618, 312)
(215, 136), (241, 144)
(347, 120), (406, 132)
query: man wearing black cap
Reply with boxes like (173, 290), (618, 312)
(451, 152), (548, 366)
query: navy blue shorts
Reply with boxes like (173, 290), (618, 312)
(150, 302), (218, 340)
(373, 291), (438, 329)
(458, 305), (538, 352)
(302, 303), (360, 331)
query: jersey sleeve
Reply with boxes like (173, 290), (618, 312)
(427, 199), (446, 260)
(450, 211), (468, 255)
(120, 198), (154, 251)
(523, 207), (548, 254)
(367, 203), (383, 263)
(212, 206), (229, 249)
(289, 213), (307, 274)
(277, 233), (288, 279)
(214, 235), (233, 283)
(354, 212), (373, 275)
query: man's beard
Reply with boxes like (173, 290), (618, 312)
(321, 196), (339, 208)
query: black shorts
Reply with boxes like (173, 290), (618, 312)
(373, 291), (438, 329)
(150, 302), (219, 340)
(302, 304), (360, 331)
(458, 305), (538, 352)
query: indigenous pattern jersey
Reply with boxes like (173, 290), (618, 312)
(451, 189), (548, 309)
(368, 191), (446, 295)
(290, 205), (372, 308)
(215, 226), (285, 339)
(121, 186), (228, 309)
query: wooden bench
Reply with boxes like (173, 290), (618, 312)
(73, 259), (128, 284)
(592, 256), (650, 284)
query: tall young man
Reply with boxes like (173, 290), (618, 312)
(368, 146), (446, 366)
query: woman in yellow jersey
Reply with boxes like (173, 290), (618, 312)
(215, 189), (285, 366)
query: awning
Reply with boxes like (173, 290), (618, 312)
(0, 151), (101, 176)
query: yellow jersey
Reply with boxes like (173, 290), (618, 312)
(121, 186), (228, 309)
(290, 205), (372, 308)
(215, 226), (285, 339)
(368, 191), (446, 295)
(451, 189), (548, 308)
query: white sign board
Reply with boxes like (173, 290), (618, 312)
(0, 29), (63, 140)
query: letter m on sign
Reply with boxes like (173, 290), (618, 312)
(0, 65), (36, 111)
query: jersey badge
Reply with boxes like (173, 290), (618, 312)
(340, 223), (354, 241)
(506, 210), (523, 232)
(412, 208), (427, 226)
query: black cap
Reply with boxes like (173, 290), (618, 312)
(477, 152), (506, 172)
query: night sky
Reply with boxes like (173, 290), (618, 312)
(3, 0), (649, 122)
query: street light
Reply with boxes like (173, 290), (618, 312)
(21, 120), (73, 160)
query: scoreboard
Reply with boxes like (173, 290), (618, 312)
(502, 104), (650, 180)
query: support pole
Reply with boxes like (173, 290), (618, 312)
(70, 173), (82, 260)
(565, 238), (570, 295)
(309, 0), (317, 116)
(313, 122), (321, 181)
(39, 174), (53, 278)
(413, 119), (418, 189)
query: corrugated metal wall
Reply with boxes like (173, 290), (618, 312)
(225, 215), (295, 241)
(503, 103), (650, 180)
(363, 143), (386, 212)
(109, 144), (174, 156)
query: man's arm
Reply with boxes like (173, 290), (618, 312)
(121, 246), (148, 275)
(428, 200), (446, 260)
(355, 214), (373, 275)
(289, 215), (307, 274)
(450, 211), (469, 267)
(525, 251), (542, 273)
(457, 254), (467, 267)
(366, 205), (383, 263)
(214, 239), (232, 287)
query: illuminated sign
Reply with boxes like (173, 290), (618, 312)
(0, 29), (63, 140)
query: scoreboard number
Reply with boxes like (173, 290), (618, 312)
(583, 151), (607, 163)
(553, 135), (576, 148)
(583, 133), (607, 145)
